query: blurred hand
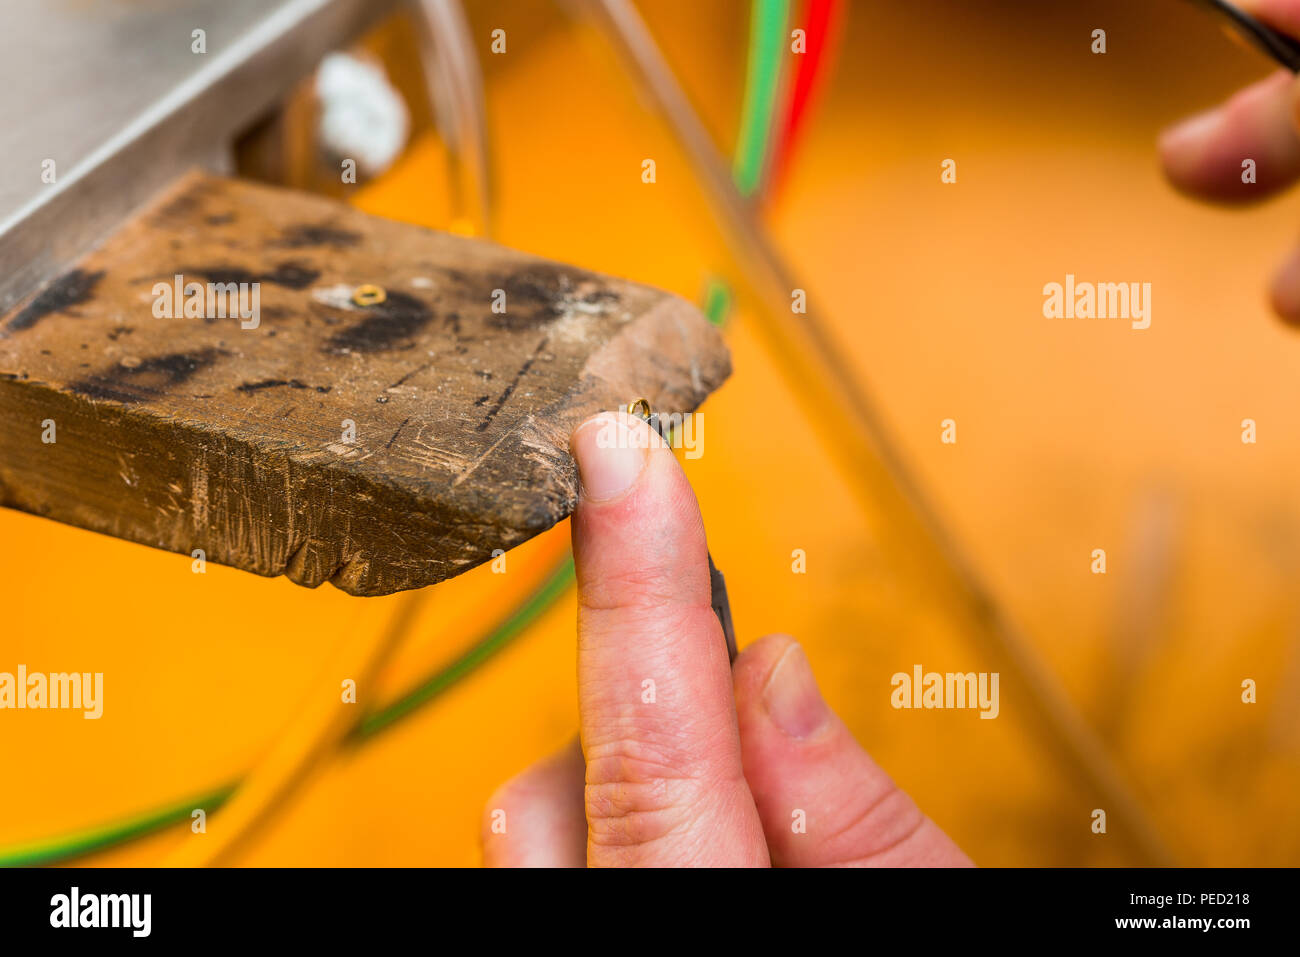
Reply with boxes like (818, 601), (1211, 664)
(1159, 0), (1300, 321)
(481, 411), (972, 867)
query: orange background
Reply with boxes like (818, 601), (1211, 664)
(2, 0), (1298, 866)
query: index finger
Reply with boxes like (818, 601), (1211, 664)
(569, 411), (768, 866)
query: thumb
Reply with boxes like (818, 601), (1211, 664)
(733, 634), (972, 867)
(570, 410), (767, 866)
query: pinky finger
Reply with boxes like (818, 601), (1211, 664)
(481, 740), (587, 867)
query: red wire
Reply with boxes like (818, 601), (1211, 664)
(769, 0), (845, 197)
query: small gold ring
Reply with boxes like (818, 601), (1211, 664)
(352, 284), (387, 307)
(626, 397), (652, 420)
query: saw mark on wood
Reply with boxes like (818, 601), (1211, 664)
(476, 336), (549, 432)
(453, 419), (523, 489)
(385, 416), (412, 450)
(386, 362), (430, 391)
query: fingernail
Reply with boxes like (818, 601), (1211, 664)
(572, 413), (649, 502)
(763, 643), (831, 738)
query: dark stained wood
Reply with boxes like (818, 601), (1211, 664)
(0, 172), (729, 595)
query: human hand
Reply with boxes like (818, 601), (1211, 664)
(1160, 0), (1300, 321)
(481, 410), (972, 867)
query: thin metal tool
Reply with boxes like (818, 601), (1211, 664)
(627, 399), (738, 663)
(707, 554), (739, 664)
(1188, 0), (1300, 70)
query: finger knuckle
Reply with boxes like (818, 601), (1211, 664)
(583, 740), (702, 850)
(821, 784), (928, 865)
(577, 562), (709, 614)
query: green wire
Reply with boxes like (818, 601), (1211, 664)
(0, 783), (239, 869)
(703, 277), (733, 327)
(0, 559), (575, 868)
(351, 558), (575, 740)
(732, 0), (789, 197)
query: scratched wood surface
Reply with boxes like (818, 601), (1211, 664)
(0, 172), (729, 595)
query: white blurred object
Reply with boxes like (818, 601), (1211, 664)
(315, 52), (410, 177)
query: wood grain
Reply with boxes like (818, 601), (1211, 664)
(0, 172), (729, 595)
